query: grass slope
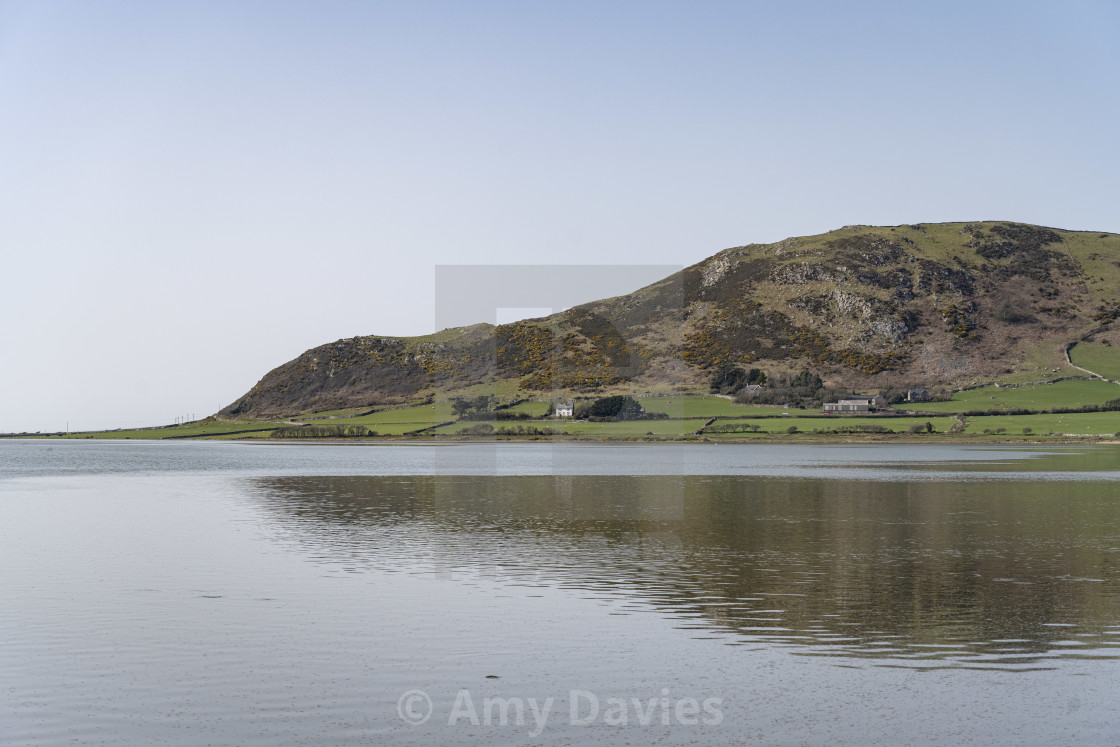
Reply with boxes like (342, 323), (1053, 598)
(635, 395), (783, 418)
(1070, 342), (1120, 380)
(50, 419), (288, 439)
(913, 379), (1119, 413)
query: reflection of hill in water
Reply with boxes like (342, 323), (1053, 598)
(244, 475), (1120, 669)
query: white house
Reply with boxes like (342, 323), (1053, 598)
(554, 402), (574, 417)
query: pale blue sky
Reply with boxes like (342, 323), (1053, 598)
(2, 1), (1118, 430)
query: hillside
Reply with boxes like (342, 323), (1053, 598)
(222, 221), (1120, 417)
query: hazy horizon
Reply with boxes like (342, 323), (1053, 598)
(3, 1), (1119, 431)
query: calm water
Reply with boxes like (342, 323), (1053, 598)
(3, 440), (1120, 744)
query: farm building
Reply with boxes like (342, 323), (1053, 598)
(907, 389), (930, 402)
(554, 402), (574, 417)
(823, 399), (871, 414)
(840, 394), (887, 409)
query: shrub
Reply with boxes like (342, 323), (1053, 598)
(815, 424), (892, 434)
(495, 411), (533, 421)
(453, 396), (495, 419)
(992, 300), (1035, 324)
(579, 396), (647, 421)
(786, 425), (798, 434)
(706, 423), (762, 434)
(882, 388), (911, 405)
(457, 423), (495, 436)
(709, 364), (747, 394)
(271, 425), (376, 439)
(790, 370), (823, 390)
(963, 407), (1034, 417)
(493, 425), (560, 436)
(1022, 427), (1033, 435)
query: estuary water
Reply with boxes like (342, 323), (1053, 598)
(3, 440), (1120, 745)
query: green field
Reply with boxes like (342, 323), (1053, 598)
(700, 412), (1119, 438)
(704, 416), (958, 435)
(348, 421), (436, 435)
(635, 395), (784, 418)
(964, 412), (1120, 435)
(437, 379), (527, 401)
(912, 379), (1119, 413)
(293, 406), (372, 418)
(558, 418), (709, 437)
(51, 418), (287, 440)
(36, 390), (1120, 442)
(429, 418), (709, 437)
(52, 402), (457, 440)
(501, 401), (553, 417)
(309, 402), (455, 430)
(1070, 343), (1120, 381)
(196, 430), (278, 440)
(425, 410), (1112, 439)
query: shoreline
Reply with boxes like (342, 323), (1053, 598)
(10, 434), (1120, 446)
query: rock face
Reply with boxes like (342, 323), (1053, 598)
(223, 221), (1120, 416)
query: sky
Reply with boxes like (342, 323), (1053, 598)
(2, 0), (1119, 431)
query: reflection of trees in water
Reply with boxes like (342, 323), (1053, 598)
(244, 475), (1120, 667)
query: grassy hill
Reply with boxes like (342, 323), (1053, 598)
(219, 221), (1120, 419)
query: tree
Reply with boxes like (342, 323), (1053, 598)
(453, 395), (495, 420)
(709, 364), (746, 394)
(746, 368), (767, 386)
(790, 370), (823, 391)
(586, 395), (645, 421)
